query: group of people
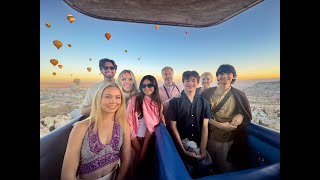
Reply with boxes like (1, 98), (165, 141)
(61, 58), (252, 180)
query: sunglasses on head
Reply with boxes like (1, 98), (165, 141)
(141, 83), (155, 88)
(102, 66), (116, 70)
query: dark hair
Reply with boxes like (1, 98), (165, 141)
(135, 75), (161, 119)
(216, 64), (237, 84)
(182, 71), (200, 83)
(99, 58), (117, 70)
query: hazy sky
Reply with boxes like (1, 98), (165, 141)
(40, 0), (280, 84)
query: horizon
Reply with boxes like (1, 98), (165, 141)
(40, 78), (280, 89)
(40, 0), (280, 82)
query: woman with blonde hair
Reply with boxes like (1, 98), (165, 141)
(61, 83), (131, 180)
(117, 70), (139, 105)
(198, 72), (214, 94)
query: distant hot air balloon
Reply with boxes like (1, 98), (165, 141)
(45, 22), (51, 28)
(67, 14), (75, 23)
(155, 25), (159, 30)
(105, 33), (111, 40)
(53, 40), (63, 49)
(73, 78), (80, 85)
(125, 50), (128, 53)
(87, 67), (92, 72)
(138, 58), (140, 61)
(50, 59), (59, 66)
(89, 58), (92, 61)
(58, 64), (63, 69)
(68, 44), (72, 47)
(186, 31), (188, 35)
(71, 74), (73, 76)
(99, 73), (101, 75)
(52, 72), (56, 76)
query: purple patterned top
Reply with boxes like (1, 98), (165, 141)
(78, 120), (123, 175)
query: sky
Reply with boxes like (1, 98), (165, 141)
(40, 0), (280, 85)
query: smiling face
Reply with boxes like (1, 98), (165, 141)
(120, 72), (133, 93)
(101, 86), (122, 114)
(162, 68), (174, 87)
(201, 74), (213, 88)
(183, 76), (198, 93)
(101, 62), (117, 80)
(141, 79), (155, 96)
(217, 71), (234, 86)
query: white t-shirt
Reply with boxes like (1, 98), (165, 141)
(137, 117), (146, 137)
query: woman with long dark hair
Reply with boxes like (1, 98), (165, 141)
(126, 75), (165, 178)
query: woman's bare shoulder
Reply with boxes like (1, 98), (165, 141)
(72, 119), (90, 133)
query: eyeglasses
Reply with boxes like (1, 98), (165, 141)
(141, 83), (155, 88)
(102, 66), (116, 70)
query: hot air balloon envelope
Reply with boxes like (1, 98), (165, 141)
(87, 67), (92, 72)
(50, 59), (59, 66)
(53, 40), (63, 49)
(73, 78), (81, 85)
(68, 44), (72, 47)
(45, 22), (51, 28)
(105, 33), (111, 40)
(52, 72), (56, 76)
(58, 65), (63, 69)
(67, 14), (75, 23)
(155, 25), (159, 30)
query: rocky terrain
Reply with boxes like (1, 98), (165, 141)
(40, 80), (280, 137)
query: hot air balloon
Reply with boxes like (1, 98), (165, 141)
(67, 14), (75, 23)
(50, 59), (59, 66)
(58, 65), (63, 69)
(186, 31), (188, 35)
(125, 50), (128, 53)
(89, 58), (92, 61)
(73, 78), (80, 85)
(52, 72), (56, 76)
(45, 22), (51, 28)
(155, 25), (159, 30)
(138, 58), (140, 61)
(87, 67), (92, 72)
(68, 44), (72, 47)
(105, 33), (111, 40)
(53, 40), (63, 49)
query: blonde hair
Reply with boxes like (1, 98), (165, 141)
(117, 70), (139, 96)
(200, 72), (214, 80)
(85, 83), (127, 132)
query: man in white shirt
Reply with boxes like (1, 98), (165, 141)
(80, 58), (118, 116)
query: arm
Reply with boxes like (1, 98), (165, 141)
(61, 123), (88, 180)
(80, 106), (91, 116)
(160, 103), (166, 126)
(195, 118), (208, 160)
(80, 87), (94, 116)
(209, 118), (236, 132)
(170, 120), (195, 158)
(230, 113), (244, 127)
(116, 121), (131, 180)
(139, 129), (152, 161)
(131, 137), (142, 157)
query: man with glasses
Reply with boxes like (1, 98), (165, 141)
(200, 64), (252, 174)
(167, 70), (211, 178)
(80, 58), (118, 116)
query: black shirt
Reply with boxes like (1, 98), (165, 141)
(167, 90), (211, 146)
